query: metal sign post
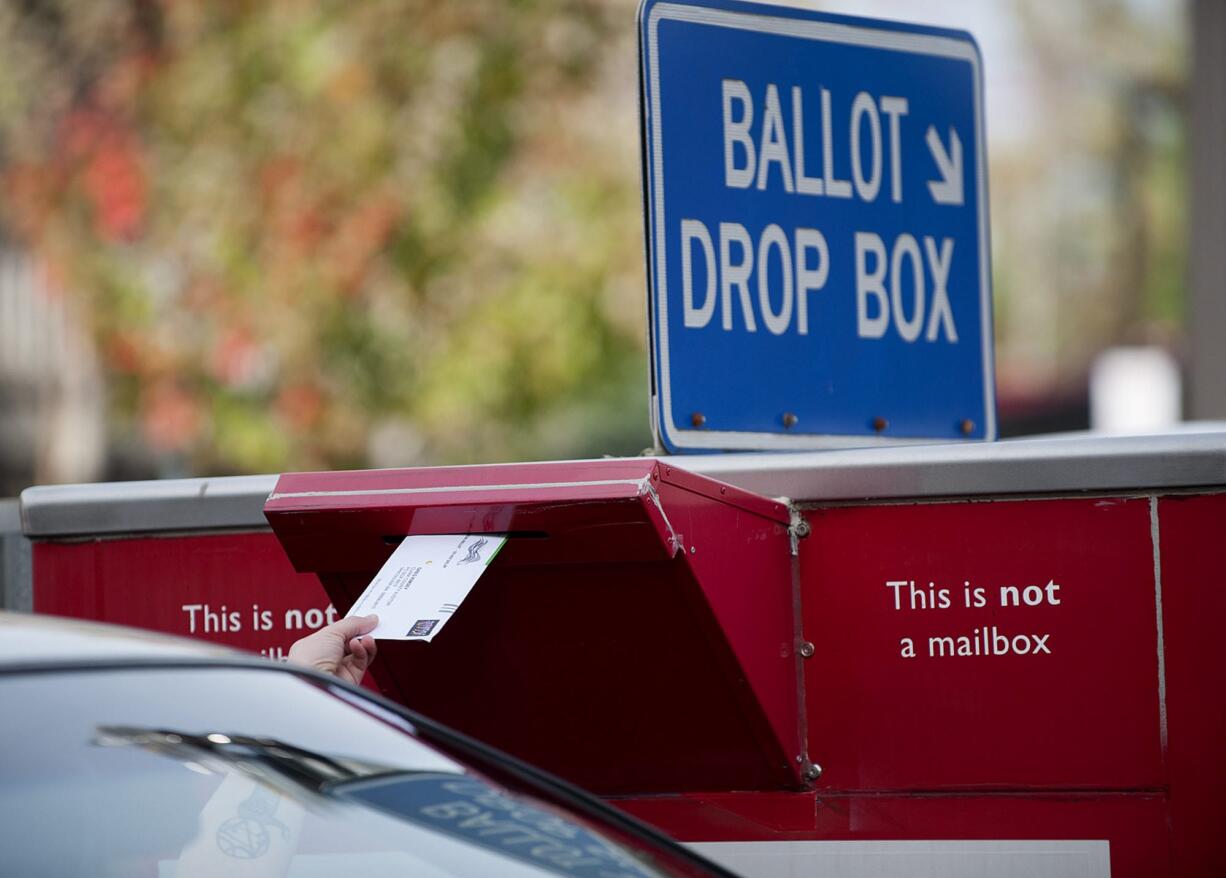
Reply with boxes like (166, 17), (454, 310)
(639, 0), (995, 453)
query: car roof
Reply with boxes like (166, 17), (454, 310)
(0, 610), (240, 667)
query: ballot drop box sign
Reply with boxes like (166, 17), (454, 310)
(639, 0), (995, 452)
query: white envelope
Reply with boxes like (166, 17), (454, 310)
(346, 534), (507, 641)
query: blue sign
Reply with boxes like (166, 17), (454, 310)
(639, 0), (996, 452)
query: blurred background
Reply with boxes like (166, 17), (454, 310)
(0, 0), (1219, 493)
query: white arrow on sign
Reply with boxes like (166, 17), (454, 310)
(925, 126), (963, 206)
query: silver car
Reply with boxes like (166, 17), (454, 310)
(0, 611), (736, 878)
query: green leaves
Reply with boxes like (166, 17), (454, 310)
(0, 0), (649, 473)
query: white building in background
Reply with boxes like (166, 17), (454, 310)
(1091, 347), (1183, 434)
(0, 241), (104, 494)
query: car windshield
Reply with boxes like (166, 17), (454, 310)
(0, 665), (715, 878)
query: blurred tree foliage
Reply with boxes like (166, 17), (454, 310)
(0, 0), (649, 474)
(990, 0), (1186, 392)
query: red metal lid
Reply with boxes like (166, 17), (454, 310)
(265, 459), (802, 795)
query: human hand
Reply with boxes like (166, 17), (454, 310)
(286, 614), (379, 686)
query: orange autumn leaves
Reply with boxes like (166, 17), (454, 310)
(0, 1), (646, 473)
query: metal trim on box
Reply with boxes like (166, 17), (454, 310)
(681, 430), (1226, 501)
(20, 474), (277, 537)
(17, 432), (1226, 538)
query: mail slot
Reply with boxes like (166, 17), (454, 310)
(264, 458), (802, 795)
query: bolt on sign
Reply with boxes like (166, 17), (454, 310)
(638, 0), (996, 452)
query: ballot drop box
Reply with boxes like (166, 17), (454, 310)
(19, 433), (1226, 878)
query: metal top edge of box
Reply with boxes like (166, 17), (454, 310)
(18, 431), (1226, 537)
(680, 429), (1226, 503)
(20, 474), (279, 538)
